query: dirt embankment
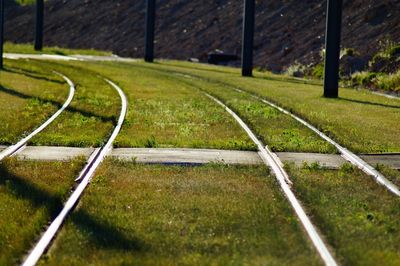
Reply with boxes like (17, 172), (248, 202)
(4, 0), (400, 72)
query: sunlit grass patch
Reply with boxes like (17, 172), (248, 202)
(21, 60), (121, 147)
(287, 163), (400, 265)
(68, 61), (255, 150)
(0, 60), (68, 144)
(42, 161), (320, 265)
(4, 42), (112, 56)
(147, 61), (400, 153)
(0, 158), (85, 265)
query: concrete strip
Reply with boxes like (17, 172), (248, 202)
(4, 53), (79, 61)
(275, 152), (347, 169)
(17, 146), (95, 161)
(111, 148), (262, 165)
(0, 146), (398, 169)
(361, 154), (400, 169)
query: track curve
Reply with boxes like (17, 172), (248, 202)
(204, 92), (337, 266)
(169, 69), (400, 197)
(237, 88), (400, 197)
(0, 72), (75, 161)
(22, 78), (127, 266)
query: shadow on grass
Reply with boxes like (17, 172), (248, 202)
(0, 163), (144, 259)
(0, 85), (117, 124)
(339, 97), (400, 109)
(3, 67), (65, 85)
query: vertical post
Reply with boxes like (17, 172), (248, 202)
(241, 0), (255, 77)
(0, 0), (4, 69)
(145, 0), (155, 62)
(323, 0), (343, 98)
(34, 0), (44, 51)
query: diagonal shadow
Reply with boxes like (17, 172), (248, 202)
(2, 67), (65, 85)
(0, 85), (117, 124)
(339, 97), (400, 109)
(0, 162), (144, 256)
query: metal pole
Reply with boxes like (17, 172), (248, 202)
(145, 0), (155, 62)
(241, 0), (255, 77)
(0, 0), (4, 69)
(323, 0), (343, 98)
(34, 0), (44, 51)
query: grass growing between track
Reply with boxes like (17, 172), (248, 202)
(0, 158), (85, 265)
(66, 61), (255, 150)
(144, 61), (400, 154)
(0, 60), (68, 144)
(4, 42), (112, 56)
(2, 59), (122, 147)
(72, 61), (336, 152)
(42, 162), (321, 265)
(287, 163), (400, 265)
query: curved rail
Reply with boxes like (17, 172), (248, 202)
(234, 88), (400, 197)
(0, 72), (75, 161)
(172, 70), (400, 197)
(22, 78), (128, 266)
(205, 92), (337, 266)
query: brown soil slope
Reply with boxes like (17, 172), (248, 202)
(4, 0), (400, 72)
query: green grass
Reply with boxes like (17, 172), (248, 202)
(4, 42), (112, 56)
(0, 60), (68, 144)
(64, 61), (334, 152)
(41, 162), (321, 265)
(287, 163), (400, 265)
(3, 59), (122, 147)
(14, 0), (37, 5)
(138, 60), (400, 153)
(0, 158), (85, 265)
(62, 60), (255, 150)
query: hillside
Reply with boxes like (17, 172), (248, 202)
(4, 0), (400, 72)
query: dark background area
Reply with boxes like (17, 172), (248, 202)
(4, 0), (400, 72)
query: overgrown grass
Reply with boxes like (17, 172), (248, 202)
(287, 163), (400, 265)
(140, 60), (400, 153)
(4, 42), (112, 56)
(0, 158), (85, 265)
(351, 70), (400, 93)
(0, 60), (68, 144)
(42, 162), (321, 265)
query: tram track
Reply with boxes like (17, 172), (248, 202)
(0, 72), (75, 161)
(202, 91), (337, 266)
(4, 55), (397, 264)
(157, 68), (400, 197)
(22, 77), (127, 266)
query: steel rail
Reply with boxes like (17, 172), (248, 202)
(172, 70), (400, 196)
(204, 92), (337, 266)
(0, 72), (75, 161)
(22, 78), (127, 266)
(232, 88), (400, 197)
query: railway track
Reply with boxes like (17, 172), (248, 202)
(163, 69), (400, 197)
(22, 78), (127, 266)
(3, 55), (396, 265)
(0, 72), (75, 161)
(204, 92), (338, 266)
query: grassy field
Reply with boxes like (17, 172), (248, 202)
(0, 60), (68, 144)
(287, 164), (400, 265)
(140, 61), (400, 154)
(4, 42), (112, 56)
(41, 161), (321, 265)
(0, 158), (84, 265)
